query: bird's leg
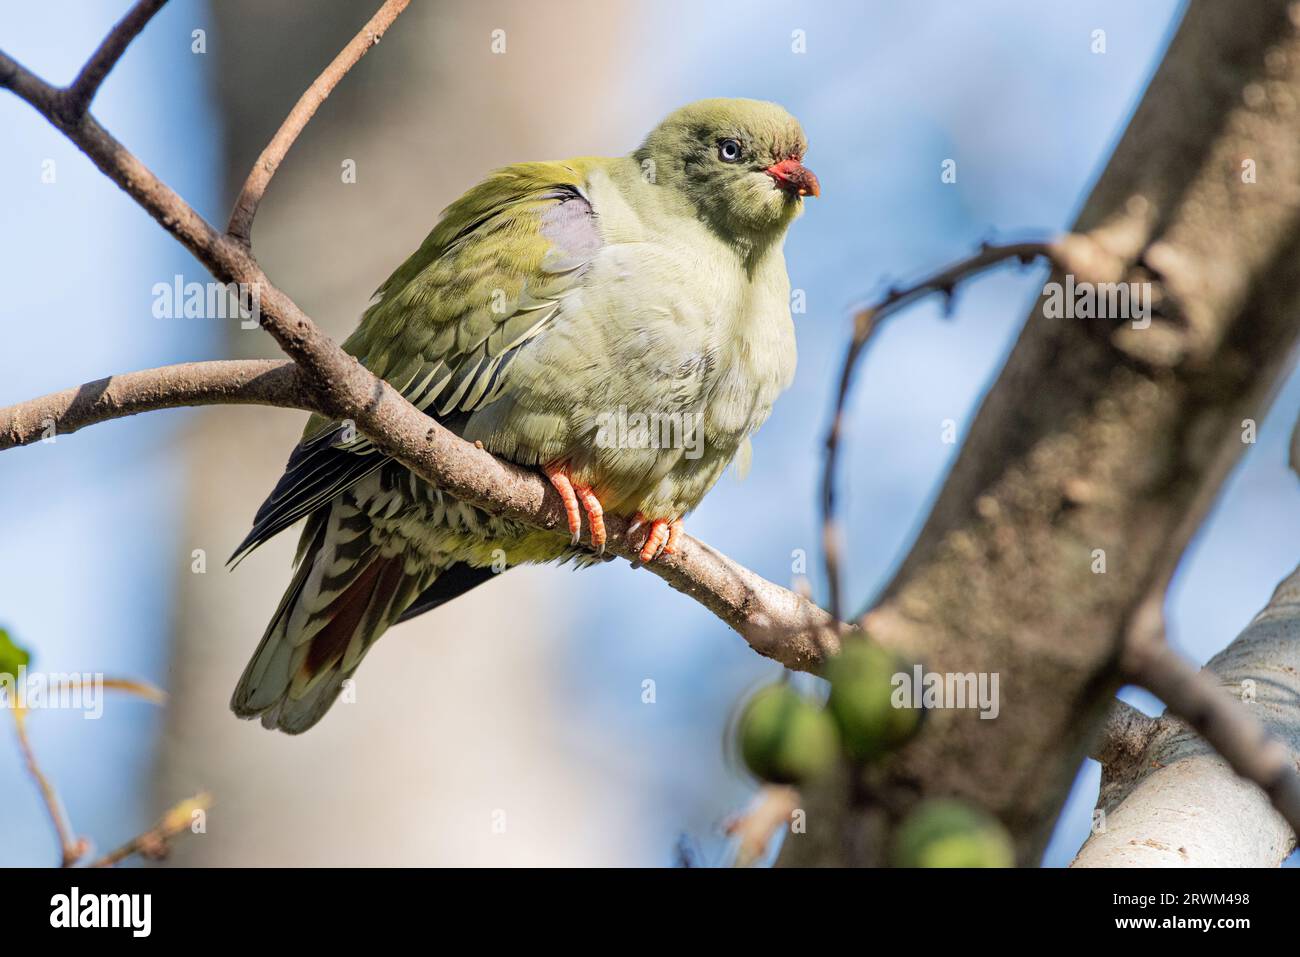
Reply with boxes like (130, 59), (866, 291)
(634, 515), (685, 563)
(543, 463), (606, 552)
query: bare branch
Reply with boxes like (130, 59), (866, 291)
(9, 671), (197, 867)
(89, 793), (212, 867)
(0, 354), (838, 668)
(1111, 588), (1300, 834)
(61, 0), (169, 119)
(10, 709), (85, 867)
(0, 360), (307, 449)
(225, 0), (411, 244)
(820, 239), (1064, 621)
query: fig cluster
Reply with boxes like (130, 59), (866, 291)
(732, 640), (1013, 867)
(736, 640), (923, 784)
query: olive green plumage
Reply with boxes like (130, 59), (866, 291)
(231, 99), (815, 732)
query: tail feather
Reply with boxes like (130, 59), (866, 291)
(231, 504), (432, 734)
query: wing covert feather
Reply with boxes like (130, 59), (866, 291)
(232, 160), (606, 562)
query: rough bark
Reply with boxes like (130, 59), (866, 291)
(781, 0), (1300, 865)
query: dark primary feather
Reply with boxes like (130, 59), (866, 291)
(394, 563), (501, 624)
(227, 424), (383, 567)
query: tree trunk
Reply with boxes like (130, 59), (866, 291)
(782, 0), (1300, 866)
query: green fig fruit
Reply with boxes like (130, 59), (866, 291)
(825, 641), (920, 761)
(737, 684), (839, 785)
(892, 799), (1015, 868)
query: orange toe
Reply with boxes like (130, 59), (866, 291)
(636, 516), (682, 563)
(544, 463), (582, 545)
(573, 483), (606, 553)
(544, 463), (607, 552)
(664, 519), (684, 556)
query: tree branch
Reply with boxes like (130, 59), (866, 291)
(724, 785), (800, 867)
(1113, 587), (1300, 837)
(1081, 430), (1300, 838)
(0, 353), (837, 669)
(0, 360), (306, 447)
(225, 0), (410, 244)
(61, 0), (169, 120)
(1074, 563), (1300, 867)
(9, 671), (198, 868)
(1130, 639), (1300, 836)
(783, 0), (1300, 866)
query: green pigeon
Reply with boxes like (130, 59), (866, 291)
(229, 98), (818, 733)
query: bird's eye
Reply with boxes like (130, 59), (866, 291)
(718, 139), (743, 163)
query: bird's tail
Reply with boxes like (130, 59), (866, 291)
(230, 505), (431, 734)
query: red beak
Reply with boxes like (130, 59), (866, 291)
(765, 157), (820, 198)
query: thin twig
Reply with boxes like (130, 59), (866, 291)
(1123, 608), (1300, 837)
(11, 708), (85, 866)
(61, 0), (169, 119)
(9, 671), (173, 866)
(89, 793), (212, 867)
(225, 0), (411, 244)
(820, 240), (1060, 622)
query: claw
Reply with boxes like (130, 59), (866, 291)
(544, 463), (606, 552)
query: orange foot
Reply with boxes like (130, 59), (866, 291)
(631, 515), (684, 563)
(544, 462), (606, 552)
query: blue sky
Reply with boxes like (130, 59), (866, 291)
(3, 0), (1298, 867)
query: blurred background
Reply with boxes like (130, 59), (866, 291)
(3, 0), (1298, 867)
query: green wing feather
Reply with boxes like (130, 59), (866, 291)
(308, 159), (605, 441)
(232, 159), (606, 563)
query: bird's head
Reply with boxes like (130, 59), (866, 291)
(634, 98), (818, 240)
